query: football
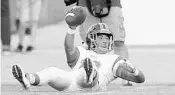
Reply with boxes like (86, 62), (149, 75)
(65, 6), (87, 27)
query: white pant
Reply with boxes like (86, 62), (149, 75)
(36, 67), (100, 91)
(17, 0), (42, 22)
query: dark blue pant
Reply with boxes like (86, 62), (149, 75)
(1, 0), (11, 46)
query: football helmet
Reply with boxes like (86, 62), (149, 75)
(85, 23), (113, 53)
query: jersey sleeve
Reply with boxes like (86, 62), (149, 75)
(111, 56), (126, 77)
(76, 46), (87, 57)
(71, 46), (87, 69)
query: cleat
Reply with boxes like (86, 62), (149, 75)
(26, 46), (34, 52)
(83, 57), (93, 84)
(12, 65), (30, 89)
(15, 45), (23, 52)
(25, 28), (31, 35)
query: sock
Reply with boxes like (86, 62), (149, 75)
(25, 73), (40, 86)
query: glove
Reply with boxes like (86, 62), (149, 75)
(65, 6), (87, 29)
(64, 0), (77, 6)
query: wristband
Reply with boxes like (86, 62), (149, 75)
(67, 28), (76, 34)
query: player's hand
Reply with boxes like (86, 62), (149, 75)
(65, 6), (87, 29)
(123, 61), (136, 73)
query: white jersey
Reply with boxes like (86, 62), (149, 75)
(69, 46), (122, 91)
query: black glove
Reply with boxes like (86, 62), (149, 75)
(64, 0), (77, 6)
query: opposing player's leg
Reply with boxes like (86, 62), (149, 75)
(12, 65), (72, 91)
(26, 0), (42, 52)
(26, 20), (37, 52)
(16, 21), (27, 52)
(102, 7), (132, 86)
(15, 19), (20, 32)
(15, 0), (29, 52)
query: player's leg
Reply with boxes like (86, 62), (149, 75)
(26, 20), (37, 52)
(15, 0), (20, 33)
(102, 7), (127, 58)
(12, 65), (72, 91)
(16, 20), (28, 52)
(33, 66), (72, 91)
(102, 7), (131, 86)
(76, 58), (99, 89)
(26, 0), (42, 52)
(79, 7), (101, 42)
(16, 0), (29, 52)
(15, 19), (20, 33)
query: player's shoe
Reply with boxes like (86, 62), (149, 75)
(83, 57), (94, 84)
(26, 46), (34, 52)
(12, 65), (30, 89)
(15, 44), (23, 52)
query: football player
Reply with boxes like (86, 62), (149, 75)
(15, 0), (42, 52)
(64, 0), (132, 86)
(12, 6), (145, 91)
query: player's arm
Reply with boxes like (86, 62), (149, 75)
(64, 27), (80, 68)
(112, 57), (145, 83)
(64, 6), (87, 68)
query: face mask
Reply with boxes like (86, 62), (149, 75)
(96, 34), (110, 53)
